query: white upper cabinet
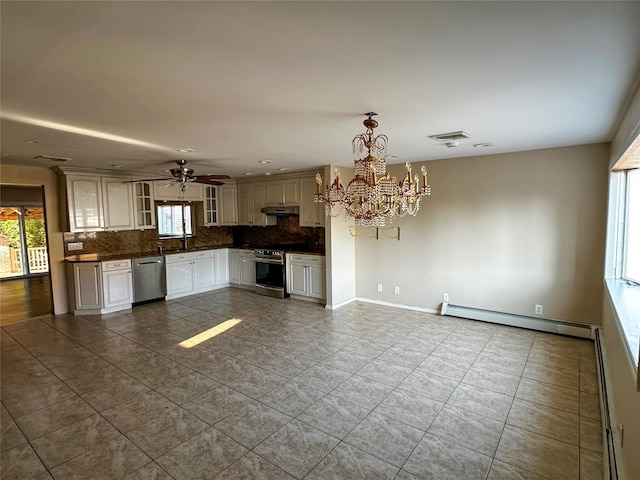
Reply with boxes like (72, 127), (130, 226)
(299, 177), (325, 227)
(65, 175), (105, 232)
(204, 186), (219, 226)
(153, 181), (204, 201)
(266, 179), (299, 206)
(237, 182), (276, 226)
(133, 181), (155, 229)
(102, 177), (135, 231)
(219, 184), (238, 226)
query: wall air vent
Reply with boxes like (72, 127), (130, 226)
(429, 131), (471, 142)
(34, 155), (72, 162)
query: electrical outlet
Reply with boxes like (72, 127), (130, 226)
(443, 293), (449, 302)
(68, 242), (83, 251)
(394, 286), (400, 295)
(377, 284), (383, 292)
(535, 304), (543, 315)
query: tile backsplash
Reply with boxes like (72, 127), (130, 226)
(63, 215), (323, 257)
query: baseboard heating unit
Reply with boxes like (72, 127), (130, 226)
(594, 327), (620, 480)
(440, 303), (593, 339)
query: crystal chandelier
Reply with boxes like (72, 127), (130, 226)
(314, 112), (431, 227)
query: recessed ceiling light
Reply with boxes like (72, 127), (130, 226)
(264, 172), (272, 176)
(278, 167), (290, 171)
(24, 139), (40, 144)
(176, 148), (194, 153)
(385, 154), (399, 159)
(245, 172), (255, 176)
(473, 143), (493, 148)
(111, 164), (125, 168)
(1, 153), (13, 157)
(259, 160), (272, 164)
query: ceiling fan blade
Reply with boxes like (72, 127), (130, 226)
(192, 175), (230, 184)
(122, 177), (172, 183)
(165, 180), (178, 187)
(203, 174), (231, 180)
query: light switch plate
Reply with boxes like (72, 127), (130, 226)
(68, 242), (83, 251)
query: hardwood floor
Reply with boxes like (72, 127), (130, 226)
(0, 275), (52, 325)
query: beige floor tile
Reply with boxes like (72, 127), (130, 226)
(356, 358), (413, 387)
(122, 461), (174, 479)
(522, 360), (579, 390)
(343, 411), (424, 467)
(506, 398), (579, 446)
(373, 388), (443, 430)
(126, 407), (209, 459)
(297, 395), (368, 439)
(50, 436), (149, 479)
(31, 413), (120, 468)
(214, 400), (292, 448)
(155, 372), (220, 405)
(580, 448), (604, 480)
(580, 391), (601, 420)
(495, 425), (579, 480)
(416, 353), (474, 381)
(580, 416), (603, 453)
(446, 383), (513, 422)
(259, 379), (326, 416)
(486, 459), (547, 479)
(515, 377), (579, 414)
(101, 391), (178, 433)
(182, 384), (252, 425)
(428, 405), (504, 456)
(14, 395), (96, 440)
(398, 370), (459, 403)
(403, 433), (492, 480)
(81, 376), (151, 412)
(329, 374), (394, 410)
(156, 427), (247, 479)
(254, 419), (339, 478)
(213, 451), (295, 479)
(0, 443), (47, 480)
(461, 364), (521, 396)
(306, 442), (399, 480)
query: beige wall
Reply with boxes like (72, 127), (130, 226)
(0, 164), (68, 314)
(355, 143), (609, 325)
(324, 165), (356, 308)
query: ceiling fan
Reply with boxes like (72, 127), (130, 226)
(126, 160), (231, 187)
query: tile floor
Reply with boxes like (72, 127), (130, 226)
(1, 288), (603, 479)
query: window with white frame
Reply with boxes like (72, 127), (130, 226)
(157, 204), (192, 237)
(622, 169), (639, 284)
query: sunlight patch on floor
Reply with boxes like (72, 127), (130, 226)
(178, 318), (242, 348)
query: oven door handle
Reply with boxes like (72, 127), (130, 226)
(255, 258), (285, 265)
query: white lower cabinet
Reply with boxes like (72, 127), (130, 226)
(287, 254), (325, 302)
(165, 249), (229, 299)
(68, 260), (133, 314)
(228, 249), (255, 288)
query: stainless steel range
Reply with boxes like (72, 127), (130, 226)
(255, 248), (288, 299)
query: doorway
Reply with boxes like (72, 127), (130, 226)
(0, 185), (52, 324)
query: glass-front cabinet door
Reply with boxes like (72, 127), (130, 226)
(134, 181), (155, 229)
(204, 186), (218, 226)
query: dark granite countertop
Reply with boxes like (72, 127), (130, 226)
(65, 243), (324, 262)
(65, 245), (234, 262)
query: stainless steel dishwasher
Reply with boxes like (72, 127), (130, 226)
(132, 256), (167, 304)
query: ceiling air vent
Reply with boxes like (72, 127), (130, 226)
(34, 155), (72, 162)
(429, 131), (471, 142)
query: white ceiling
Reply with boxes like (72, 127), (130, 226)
(2, 1), (640, 180)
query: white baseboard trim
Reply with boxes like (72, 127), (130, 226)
(325, 297), (357, 310)
(441, 303), (593, 339)
(353, 297), (439, 314)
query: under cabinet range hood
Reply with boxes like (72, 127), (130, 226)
(261, 206), (299, 216)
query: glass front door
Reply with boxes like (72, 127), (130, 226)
(0, 206), (48, 278)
